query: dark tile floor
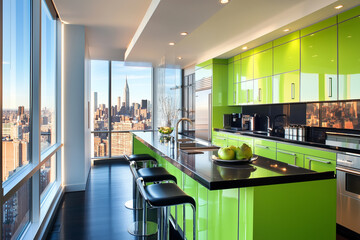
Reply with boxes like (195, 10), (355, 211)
(46, 162), (355, 240)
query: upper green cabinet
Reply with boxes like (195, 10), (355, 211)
(227, 59), (235, 105)
(254, 77), (272, 104)
(254, 48), (273, 79)
(237, 81), (253, 105)
(300, 25), (338, 102)
(241, 55), (254, 81)
(273, 71), (300, 103)
(273, 37), (300, 75)
(338, 16), (360, 100)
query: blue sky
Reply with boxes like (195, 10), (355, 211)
(91, 60), (152, 107)
(3, 0), (56, 110)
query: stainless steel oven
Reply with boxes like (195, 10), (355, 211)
(336, 152), (360, 235)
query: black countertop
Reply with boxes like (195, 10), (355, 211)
(214, 128), (360, 155)
(134, 132), (335, 191)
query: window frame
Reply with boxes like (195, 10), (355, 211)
(91, 60), (154, 159)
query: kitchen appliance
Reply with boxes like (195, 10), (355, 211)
(223, 114), (231, 129)
(336, 152), (360, 235)
(195, 77), (212, 141)
(241, 115), (251, 130)
(231, 113), (242, 130)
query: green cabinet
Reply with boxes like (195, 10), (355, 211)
(300, 25), (337, 102)
(273, 38), (300, 75)
(208, 189), (239, 240)
(254, 77), (272, 104)
(241, 55), (254, 81)
(273, 71), (300, 103)
(276, 149), (304, 167)
(304, 155), (336, 173)
(254, 139), (276, 159)
(227, 59), (235, 105)
(338, 16), (360, 100)
(254, 48), (273, 79)
(227, 136), (239, 147)
(236, 81), (253, 105)
(213, 135), (227, 147)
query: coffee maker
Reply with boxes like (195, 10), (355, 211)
(223, 113), (243, 130)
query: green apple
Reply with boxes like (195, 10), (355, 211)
(218, 147), (235, 160)
(229, 145), (237, 151)
(235, 143), (253, 160)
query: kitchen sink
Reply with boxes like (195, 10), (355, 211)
(179, 142), (219, 151)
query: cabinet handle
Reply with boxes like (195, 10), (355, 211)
(307, 157), (331, 170)
(277, 150), (297, 165)
(291, 83), (295, 99)
(228, 137), (238, 141)
(256, 144), (269, 149)
(217, 137), (226, 141)
(336, 167), (360, 176)
(328, 77), (332, 98)
(258, 88), (261, 102)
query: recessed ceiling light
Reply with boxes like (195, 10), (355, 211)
(220, 0), (230, 4)
(169, 42), (175, 46)
(283, 28), (290, 32)
(180, 32), (188, 36)
(335, 5), (343, 9)
(177, 57), (182, 60)
(242, 46), (248, 50)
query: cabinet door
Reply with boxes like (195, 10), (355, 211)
(227, 61), (235, 105)
(254, 48), (273, 79)
(301, 26), (337, 102)
(276, 149), (304, 167)
(305, 156), (336, 173)
(213, 136), (227, 147)
(241, 56), (254, 81)
(338, 16), (360, 100)
(254, 144), (276, 159)
(227, 137), (239, 147)
(254, 77), (272, 104)
(273, 71), (300, 103)
(236, 81), (253, 105)
(273, 39), (300, 75)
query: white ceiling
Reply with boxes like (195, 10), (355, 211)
(53, 0), (360, 68)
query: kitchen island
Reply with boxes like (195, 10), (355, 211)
(133, 132), (336, 240)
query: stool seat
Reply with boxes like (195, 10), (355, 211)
(127, 154), (156, 162)
(145, 183), (196, 209)
(138, 167), (177, 184)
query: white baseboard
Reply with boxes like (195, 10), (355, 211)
(65, 183), (86, 192)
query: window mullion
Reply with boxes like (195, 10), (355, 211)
(108, 61), (112, 157)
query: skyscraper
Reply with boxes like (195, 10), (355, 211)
(18, 106), (24, 116)
(123, 77), (129, 112)
(117, 97), (121, 112)
(92, 92), (98, 113)
(141, 99), (147, 109)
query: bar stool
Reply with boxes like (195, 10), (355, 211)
(124, 154), (158, 210)
(128, 161), (177, 236)
(136, 176), (196, 240)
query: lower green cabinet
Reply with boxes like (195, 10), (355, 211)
(304, 155), (336, 173)
(273, 71), (300, 103)
(213, 135), (227, 147)
(276, 149), (304, 167)
(254, 139), (276, 159)
(227, 137), (239, 147)
(208, 189), (239, 240)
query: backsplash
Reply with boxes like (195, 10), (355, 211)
(306, 101), (360, 130)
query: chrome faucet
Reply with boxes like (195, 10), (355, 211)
(266, 115), (272, 133)
(175, 118), (193, 142)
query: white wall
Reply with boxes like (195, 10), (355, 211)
(62, 24), (90, 192)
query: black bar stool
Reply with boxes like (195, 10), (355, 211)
(128, 160), (177, 237)
(136, 176), (196, 240)
(124, 154), (158, 210)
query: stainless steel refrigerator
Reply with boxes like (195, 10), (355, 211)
(195, 79), (212, 141)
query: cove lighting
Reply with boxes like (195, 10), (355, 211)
(335, 5), (343, 9)
(169, 42), (175, 46)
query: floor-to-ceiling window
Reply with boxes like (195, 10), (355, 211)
(1, 0), (62, 238)
(91, 61), (152, 158)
